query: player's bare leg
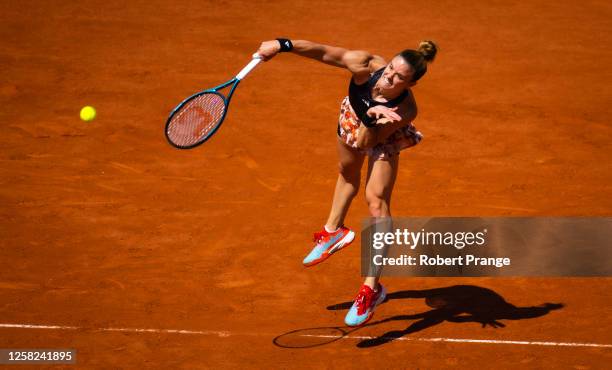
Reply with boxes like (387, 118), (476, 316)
(363, 154), (399, 288)
(344, 154), (399, 326)
(325, 139), (366, 230)
(302, 139), (365, 266)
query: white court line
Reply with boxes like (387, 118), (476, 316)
(302, 334), (612, 348)
(0, 323), (230, 337)
(1, 323), (611, 349)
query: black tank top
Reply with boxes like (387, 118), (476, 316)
(348, 67), (408, 124)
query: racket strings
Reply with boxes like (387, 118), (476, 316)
(167, 93), (226, 147)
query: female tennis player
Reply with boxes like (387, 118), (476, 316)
(257, 38), (437, 326)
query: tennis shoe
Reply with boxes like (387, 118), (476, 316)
(302, 226), (355, 267)
(344, 284), (387, 327)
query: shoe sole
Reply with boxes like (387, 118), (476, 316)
(346, 286), (387, 327)
(303, 231), (355, 267)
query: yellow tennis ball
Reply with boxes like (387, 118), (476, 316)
(80, 106), (97, 122)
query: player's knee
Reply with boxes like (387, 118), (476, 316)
(368, 200), (385, 217)
(366, 193), (386, 217)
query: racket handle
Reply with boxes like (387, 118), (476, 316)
(236, 54), (263, 80)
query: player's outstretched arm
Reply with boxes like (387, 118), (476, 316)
(257, 39), (386, 80)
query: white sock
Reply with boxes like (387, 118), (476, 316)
(324, 225), (339, 233)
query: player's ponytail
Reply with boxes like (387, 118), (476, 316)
(417, 40), (437, 63)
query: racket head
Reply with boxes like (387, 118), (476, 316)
(165, 90), (229, 149)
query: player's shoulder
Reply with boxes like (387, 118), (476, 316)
(368, 55), (387, 72)
(343, 51), (387, 83)
(342, 50), (371, 73)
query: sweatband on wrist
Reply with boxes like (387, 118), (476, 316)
(276, 38), (293, 52)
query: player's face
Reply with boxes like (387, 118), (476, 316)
(380, 56), (415, 91)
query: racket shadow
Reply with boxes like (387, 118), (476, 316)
(272, 327), (354, 349)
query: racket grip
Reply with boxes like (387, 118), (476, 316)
(236, 54), (263, 80)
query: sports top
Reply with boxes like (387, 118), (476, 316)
(348, 67), (408, 126)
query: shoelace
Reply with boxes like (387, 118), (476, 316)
(313, 231), (328, 243)
(355, 286), (374, 315)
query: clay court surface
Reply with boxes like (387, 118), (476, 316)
(1, 0), (611, 368)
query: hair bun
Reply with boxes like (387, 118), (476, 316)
(417, 40), (438, 63)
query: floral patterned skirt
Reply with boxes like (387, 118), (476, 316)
(337, 96), (423, 161)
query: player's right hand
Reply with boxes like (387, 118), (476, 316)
(257, 40), (282, 61)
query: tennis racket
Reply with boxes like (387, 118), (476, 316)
(165, 53), (263, 149)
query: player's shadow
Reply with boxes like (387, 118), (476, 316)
(327, 284), (563, 348)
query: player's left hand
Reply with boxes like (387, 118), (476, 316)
(366, 106), (401, 124)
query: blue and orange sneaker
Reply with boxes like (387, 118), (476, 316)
(344, 284), (387, 327)
(302, 226), (355, 267)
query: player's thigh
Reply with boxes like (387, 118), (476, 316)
(336, 138), (365, 178)
(365, 155), (399, 202)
